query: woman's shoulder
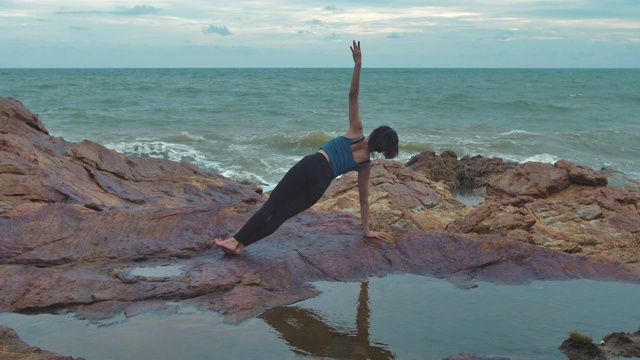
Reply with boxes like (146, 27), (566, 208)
(343, 130), (365, 139)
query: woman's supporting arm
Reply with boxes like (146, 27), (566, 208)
(357, 165), (387, 239)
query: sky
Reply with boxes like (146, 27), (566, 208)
(0, 0), (639, 68)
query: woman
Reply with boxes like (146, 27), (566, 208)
(215, 40), (399, 255)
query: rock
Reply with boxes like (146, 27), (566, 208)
(487, 162), (572, 199)
(406, 152), (518, 197)
(449, 162), (640, 269)
(559, 338), (607, 360)
(455, 155), (518, 194)
(559, 328), (640, 359)
(556, 159), (608, 187)
(315, 160), (469, 232)
(406, 150), (460, 192)
(0, 97), (49, 135)
(601, 331), (640, 358)
(0, 325), (84, 359)
(0, 99), (262, 211)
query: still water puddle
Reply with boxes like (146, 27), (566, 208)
(129, 264), (183, 278)
(1, 274), (639, 360)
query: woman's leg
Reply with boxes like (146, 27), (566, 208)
(234, 156), (309, 245)
(215, 153), (332, 253)
(240, 177), (331, 246)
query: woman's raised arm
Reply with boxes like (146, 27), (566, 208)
(346, 40), (363, 137)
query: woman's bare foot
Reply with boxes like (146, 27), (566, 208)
(214, 237), (244, 255)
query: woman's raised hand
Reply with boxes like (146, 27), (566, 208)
(350, 40), (362, 65)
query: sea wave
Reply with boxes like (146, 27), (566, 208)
(264, 131), (334, 149)
(497, 129), (543, 137)
(104, 140), (222, 173)
(522, 153), (561, 164)
(162, 132), (210, 143)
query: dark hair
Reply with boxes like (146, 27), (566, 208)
(368, 125), (399, 159)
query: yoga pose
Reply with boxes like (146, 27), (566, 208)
(215, 40), (399, 255)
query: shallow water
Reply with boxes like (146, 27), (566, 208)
(1, 274), (639, 359)
(129, 264), (184, 278)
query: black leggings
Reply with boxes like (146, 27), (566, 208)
(235, 153), (334, 246)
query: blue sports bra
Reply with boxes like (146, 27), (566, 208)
(320, 135), (370, 177)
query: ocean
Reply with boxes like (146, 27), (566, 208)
(1, 68), (639, 189)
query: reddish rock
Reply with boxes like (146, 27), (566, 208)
(455, 155), (518, 194)
(406, 152), (518, 196)
(556, 159), (608, 187)
(487, 161), (572, 199)
(0, 97), (49, 135)
(449, 161), (640, 269)
(0, 97), (262, 212)
(315, 160), (469, 232)
(406, 150), (460, 192)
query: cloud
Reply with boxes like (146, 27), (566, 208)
(495, 30), (514, 41)
(4, 0), (639, 68)
(113, 5), (160, 16)
(326, 32), (340, 41)
(55, 5), (161, 16)
(324, 5), (344, 13)
(203, 25), (232, 36)
(305, 19), (324, 26)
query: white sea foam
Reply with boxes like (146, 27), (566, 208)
(180, 131), (206, 141)
(104, 140), (223, 172)
(498, 129), (541, 137)
(522, 153), (561, 164)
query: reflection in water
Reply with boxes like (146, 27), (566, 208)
(259, 282), (395, 359)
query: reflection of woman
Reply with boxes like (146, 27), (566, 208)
(259, 282), (396, 359)
(215, 40), (399, 255)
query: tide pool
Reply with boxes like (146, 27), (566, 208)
(1, 274), (639, 359)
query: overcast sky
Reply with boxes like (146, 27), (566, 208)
(1, 0), (639, 68)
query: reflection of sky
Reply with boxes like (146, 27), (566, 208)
(1, 1), (639, 67)
(1, 275), (639, 359)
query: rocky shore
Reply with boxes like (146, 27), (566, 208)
(1, 97), (639, 359)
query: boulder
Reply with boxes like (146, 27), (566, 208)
(449, 161), (640, 268)
(406, 151), (518, 196)
(455, 155), (518, 194)
(559, 338), (607, 360)
(559, 328), (640, 359)
(406, 150), (460, 192)
(487, 161), (572, 199)
(0, 97), (262, 212)
(601, 330), (640, 358)
(315, 159), (469, 232)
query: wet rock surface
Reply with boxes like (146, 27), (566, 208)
(2, 97), (640, 358)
